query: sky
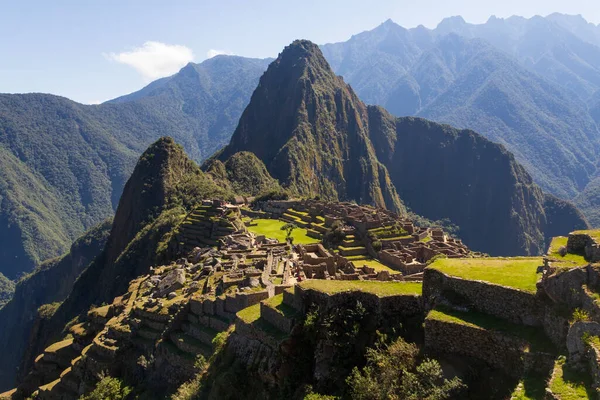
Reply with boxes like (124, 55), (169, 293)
(1, 0), (599, 104)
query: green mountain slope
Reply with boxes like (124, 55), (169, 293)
(218, 40), (404, 213)
(0, 56), (267, 279)
(0, 273), (14, 308)
(0, 219), (111, 391)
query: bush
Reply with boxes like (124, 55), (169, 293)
(323, 220), (346, 248)
(372, 240), (382, 252)
(346, 335), (464, 399)
(81, 375), (132, 400)
(251, 190), (290, 205)
(572, 308), (590, 323)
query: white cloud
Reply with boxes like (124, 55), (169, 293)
(206, 49), (234, 59)
(105, 41), (194, 81)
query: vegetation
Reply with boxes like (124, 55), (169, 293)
(509, 374), (548, 400)
(346, 334), (464, 399)
(250, 190), (290, 205)
(299, 280), (422, 297)
(547, 236), (587, 267)
(237, 303), (261, 324)
(0, 55), (268, 280)
(0, 273), (14, 308)
(548, 357), (593, 399)
(217, 40), (404, 214)
(571, 308), (591, 323)
(280, 222), (298, 243)
(353, 258), (397, 273)
(246, 219), (316, 245)
(81, 375), (132, 400)
(428, 257), (543, 293)
(323, 220), (346, 248)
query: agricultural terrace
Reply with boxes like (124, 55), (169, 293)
(246, 218), (317, 245)
(299, 279), (422, 297)
(547, 236), (587, 268)
(428, 257), (542, 293)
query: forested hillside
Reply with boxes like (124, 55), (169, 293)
(0, 56), (267, 279)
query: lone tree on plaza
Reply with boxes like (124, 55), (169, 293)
(281, 222), (297, 243)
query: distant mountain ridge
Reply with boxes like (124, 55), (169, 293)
(0, 55), (267, 279)
(217, 39), (588, 255)
(320, 15), (600, 224)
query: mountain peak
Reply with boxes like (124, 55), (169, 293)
(437, 15), (467, 29)
(278, 39), (328, 69)
(217, 39), (404, 212)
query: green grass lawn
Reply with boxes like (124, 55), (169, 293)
(263, 294), (298, 318)
(428, 257), (542, 293)
(299, 280), (422, 297)
(246, 218), (317, 244)
(549, 358), (593, 399)
(510, 374), (548, 400)
(236, 299), (289, 340)
(547, 236), (587, 267)
(351, 258), (397, 273)
(427, 307), (555, 353)
(236, 303), (261, 323)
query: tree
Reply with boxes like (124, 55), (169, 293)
(346, 335), (464, 400)
(81, 375), (132, 400)
(281, 222), (297, 243)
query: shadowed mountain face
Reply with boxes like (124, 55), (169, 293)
(217, 40), (588, 256)
(0, 219), (111, 391)
(0, 56), (267, 280)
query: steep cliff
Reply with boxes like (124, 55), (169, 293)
(368, 111), (588, 255)
(217, 40), (404, 213)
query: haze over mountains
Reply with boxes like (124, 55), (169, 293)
(1, 12), (600, 281)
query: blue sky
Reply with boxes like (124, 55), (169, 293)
(1, 0), (599, 104)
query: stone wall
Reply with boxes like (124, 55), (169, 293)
(542, 267), (587, 308)
(294, 285), (423, 323)
(587, 342), (600, 392)
(424, 318), (554, 378)
(566, 321), (600, 367)
(567, 234), (592, 254)
(423, 269), (544, 326)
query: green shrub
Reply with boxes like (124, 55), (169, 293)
(572, 308), (590, 323)
(81, 375), (132, 400)
(372, 240), (382, 252)
(346, 335), (464, 399)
